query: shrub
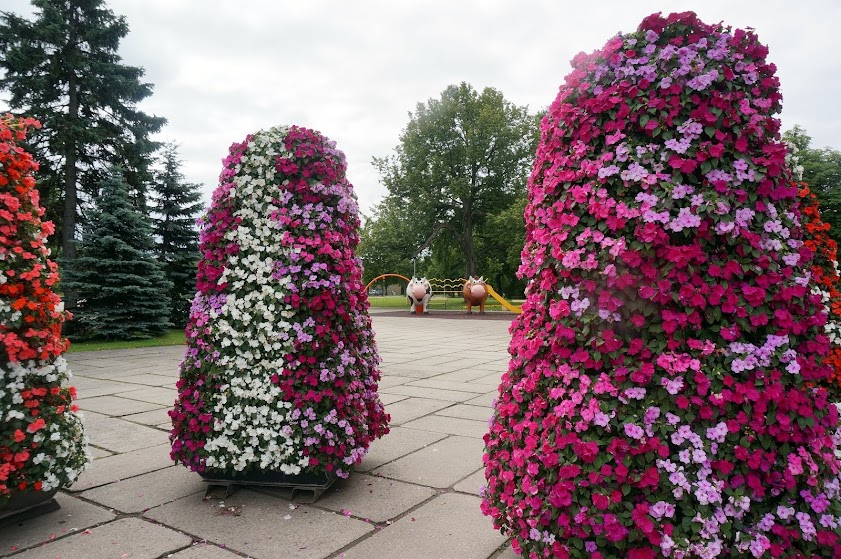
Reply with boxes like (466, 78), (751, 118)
(482, 12), (841, 558)
(170, 125), (389, 478)
(0, 114), (87, 505)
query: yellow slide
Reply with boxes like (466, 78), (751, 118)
(486, 285), (522, 314)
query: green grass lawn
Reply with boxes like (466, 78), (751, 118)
(68, 329), (186, 353)
(368, 294), (521, 311)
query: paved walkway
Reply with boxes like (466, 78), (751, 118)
(1, 312), (520, 559)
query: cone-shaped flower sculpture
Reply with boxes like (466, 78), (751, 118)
(170, 125), (389, 481)
(1, 115), (87, 512)
(482, 12), (841, 558)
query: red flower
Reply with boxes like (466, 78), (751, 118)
(26, 418), (46, 433)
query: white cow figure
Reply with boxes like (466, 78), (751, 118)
(407, 277), (432, 314)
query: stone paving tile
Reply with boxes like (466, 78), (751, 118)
(119, 386), (178, 406)
(376, 374), (415, 389)
(373, 436), (485, 488)
(378, 393), (409, 405)
(63, 379), (139, 398)
(83, 417), (169, 454)
(122, 407), (172, 427)
(313, 473), (435, 522)
(435, 403), (494, 422)
(76, 394), (165, 416)
(11, 517), (192, 559)
(402, 415), (489, 438)
(469, 372), (505, 386)
(380, 365), (442, 379)
(88, 446), (113, 459)
(70, 443), (173, 492)
(342, 493), (507, 559)
(384, 398), (453, 425)
(463, 391), (499, 407)
(357, 426), (447, 472)
(493, 546), (519, 559)
(145, 490), (372, 559)
(0, 493), (116, 556)
(433, 368), (502, 383)
(382, 385), (477, 402)
(113, 373), (177, 387)
(80, 465), (205, 514)
(453, 469), (487, 496)
(167, 543), (244, 558)
(406, 378), (493, 394)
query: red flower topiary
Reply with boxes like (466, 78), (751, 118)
(482, 13), (841, 558)
(799, 185), (841, 392)
(0, 114), (87, 506)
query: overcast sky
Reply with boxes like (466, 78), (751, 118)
(4, 0), (840, 215)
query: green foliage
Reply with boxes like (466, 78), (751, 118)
(372, 82), (537, 279)
(150, 143), (202, 327)
(0, 0), (165, 257)
(784, 125), (841, 246)
(62, 170), (172, 340)
(357, 197), (421, 284)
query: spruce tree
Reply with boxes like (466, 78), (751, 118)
(151, 143), (203, 327)
(63, 170), (172, 340)
(0, 0), (166, 260)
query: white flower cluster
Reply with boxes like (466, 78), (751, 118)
(203, 126), (303, 472)
(1, 356), (88, 489)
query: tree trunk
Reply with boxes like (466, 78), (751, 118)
(463, 199), (477, 277)
(62, 13), (79, 309)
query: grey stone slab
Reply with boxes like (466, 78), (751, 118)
(0, 493), (116, 555)
(406, 379), (492, 394)
(469, 372), (505, 387)
(89, 446), (113, 459)
(403, 415), (489, 438)
(357, 426), (447, 472)
(463, 391), (499, 408)
(494, 545), (521, 559)
(382, 385), (476, 402)
(314, 473), (435, 522)
(167, 543), (244, 558)
(433, 368), (502, 383)
(145, 490), (372, 559)
(67, 379), (140, 398)
(435, 403), (493, 422)
(123, 407), (173, 426)
(115, 373), (177, 387)
(385, 398), (453, 425)
(84, 417), (169, 453)
(76, 394), (166, 416)
(70, 443), (173, 492)
(378, 393), (409, 405)
(11, 517), (191, 559)
(343, 493), (506, 559)
(373, 436), (485, 488)
(453, 469), (487, 496)
(376, 374), (414, 389)
(80, 465), (204, 513)
(119, 386), (178, 406)
(380, 366), (442, 379)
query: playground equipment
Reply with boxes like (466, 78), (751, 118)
(364, 274), (522, 314)
(407, 277), (432, 314)
(463, 276), (489, 314)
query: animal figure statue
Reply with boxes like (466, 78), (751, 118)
(463, 276), (489, 314)
(406, 277), (432, 314)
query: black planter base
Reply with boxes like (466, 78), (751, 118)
(0, 489), (61, 528)
(199, 469), (337, 503)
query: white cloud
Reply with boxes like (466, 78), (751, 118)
(3, 0), (840, 212)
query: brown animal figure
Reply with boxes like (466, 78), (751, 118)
(463, 276), (489, 314)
